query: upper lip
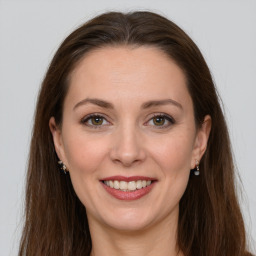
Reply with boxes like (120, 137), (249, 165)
(101, 176), (157, 182)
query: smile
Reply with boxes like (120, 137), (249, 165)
(101, 176), (157, 200)
(103, 180), (152, 191)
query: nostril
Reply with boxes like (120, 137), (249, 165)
(109, 135), (146, 166)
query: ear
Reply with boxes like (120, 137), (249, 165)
(190, 115), (212, 169)
(49, 117), (67, 164)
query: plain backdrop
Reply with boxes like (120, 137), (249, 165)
(0, 0), (255, 255)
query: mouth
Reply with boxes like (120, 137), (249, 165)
(102, 179), (153, 191)
(100, 176), (157, 200)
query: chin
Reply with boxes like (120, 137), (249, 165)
(105, 216), (154, 232)
(89, 206), (156, 232)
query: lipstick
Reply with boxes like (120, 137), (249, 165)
(100, 176), (157, 200)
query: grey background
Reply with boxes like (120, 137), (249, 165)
(0, 1), (255, 255)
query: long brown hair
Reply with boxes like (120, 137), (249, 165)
(19, 11), (253, 256)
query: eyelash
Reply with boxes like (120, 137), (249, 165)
(81, 114), (110, 129)
(81, 113), (175, 129)
(146, 114), (175, 129)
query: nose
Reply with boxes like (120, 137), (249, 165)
(109, 125), (146, 167)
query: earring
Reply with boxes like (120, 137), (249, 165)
(58, 160), (68, 174)
(194, 160), (200, 176)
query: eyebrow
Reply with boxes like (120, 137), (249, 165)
(73, 98), (182, 110)
(141, 99), (183, 110)
(73, 98), (114, 110)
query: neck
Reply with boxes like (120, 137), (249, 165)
(88, 209), (182, 256)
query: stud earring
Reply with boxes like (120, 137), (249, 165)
(194, 160), (200, 176)
(58, 160), (68, 174)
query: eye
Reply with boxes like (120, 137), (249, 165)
(146, 114), (175, 128)
(81, 114), (110, 128)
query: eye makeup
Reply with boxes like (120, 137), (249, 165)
(80, 112), (175, 130)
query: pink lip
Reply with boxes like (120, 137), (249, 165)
(100, 176), (157, 201)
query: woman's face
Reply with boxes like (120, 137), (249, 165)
(50, 46), (210, 231)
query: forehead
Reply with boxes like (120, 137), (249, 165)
(67, 46), (191, 106)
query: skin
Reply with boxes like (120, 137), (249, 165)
(50, 46), (211, 256)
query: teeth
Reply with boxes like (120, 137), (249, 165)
(104, 180), (152, 191)
(128, 181), (137, 191)
(136, 180), (142, 189)
(120, 181), (128, 190)
(109, 180), (114, 188)
(113, 180), (120, 189)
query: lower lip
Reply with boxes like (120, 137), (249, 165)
(101, 182), (156, 201)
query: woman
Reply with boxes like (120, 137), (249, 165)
(18, 11), (253, 256)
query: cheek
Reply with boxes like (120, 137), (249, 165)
(150, 132), (195, 176)
(62, 132), (110, 208)
(63, 132), (108, 174)
(143, 132), (194, 217)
